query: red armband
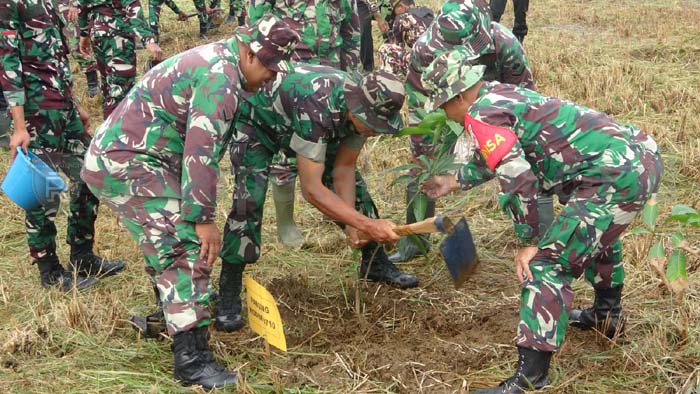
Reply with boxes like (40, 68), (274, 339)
(464, 113), (518, 171)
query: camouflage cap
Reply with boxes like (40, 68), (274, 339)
(236, 14), (300, 73)
(435, 8), (493, 56)
(422, 47), (485, 112)
(345, 71), (406, 135)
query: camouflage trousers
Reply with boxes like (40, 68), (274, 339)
(92, 33), (137, 119)
(88, 190), (213, 335)
(0, 108), (9, 149)
(377, 43), (409, 78)
(60, 8), (98, 74)
(517, 145), (663, 352)
(148, 0), (180, 41)
(210, 0), (246, 19)
(192, 0), (210, 33)
(220, 126), (379, 265)
(24, 107), (99, 260)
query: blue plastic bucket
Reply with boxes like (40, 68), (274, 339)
(1, 147), (67, 211)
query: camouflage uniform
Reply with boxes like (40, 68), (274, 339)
(377, 5), (433, 77)
(0, 92), (8, 148)
(81, 18), (298, 335)
(0, 0), (103, 267)
(148, 0), (183, 41)
(222, 64), (372, 265)
(58, 0), (98, 75)
(78, 0), (157, 119)
(209, 0), (246, 24)
(422, 49), (663, 353)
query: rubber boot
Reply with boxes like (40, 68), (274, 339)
(85, 70), (99, 98)
(215, 263), (245, 332)
(389, 186), (435, 263)
(473, 347), (551, 394)
(172, 327), (238, 389)
(272, 182), (304, 247)
(570, 285), (625, 338)
(37, 257), (98, 292)
(360, 241), (419, 289)
(70, 245), (126, 278)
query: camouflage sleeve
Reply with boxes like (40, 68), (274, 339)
(392, 17), (403, 46)
(339, 0), (361, 72)
(180, 84), (237, 223)
(78, 0), (89, 36)
(0, 1), (25, 107)
(163, 0), (182, 14)
(248, 0), (272, 24)
(456, 152), (495, 190)
(496, 25), (535, 90)
(122, 0), (157, 46)
(358, 0), (379, 14)
(494, 141), (540, 245)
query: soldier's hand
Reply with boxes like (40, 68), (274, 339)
(377, 18), (389, 34)
(514, 246), (537, 283)
(363, 219), (400, 244)
(195, 222), (221, 266)
(146, 43), (164, 62)
(344, 226), (368, 249)
(67, 7), (79, 23)
(178, 11), (189, 21)
(76, 104), (92, 134)
(422, 175), (457, 199)
(79, 36), (93, 56)
(9, 127), (31, 163)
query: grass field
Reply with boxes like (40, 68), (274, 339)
(1, 0), (699, 392)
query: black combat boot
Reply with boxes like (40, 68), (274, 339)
(570, 285), (625, 338)
(389, 186), (435, 263)
(360, 241), (419, 289)
(85, 70), (99, 98)
(474, 347), (551, 394)
(199, 23), (208, 40)
(215, 263), (245, 332)
(172, 327), (238, 389)
(70, 245), (126, 278)
(37, 257), (98, 292)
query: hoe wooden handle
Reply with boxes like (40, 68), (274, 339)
(358, 216), (446, 241)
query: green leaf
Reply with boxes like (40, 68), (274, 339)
(648, 242), (666, 259)
(390, 174), (414, 187)
(627, 227), (651, 236)
(419, 111), (448, 130)
(667, 204), (700, 224)
(670, 232), (685, 247)
(446, 119), (464, 135)
(390, 162), (423, 173)
(666, 250), (687, 282)
(641, 198), (658, 230)
(413, 192), (429, 221)
(396, 126), (433, 137)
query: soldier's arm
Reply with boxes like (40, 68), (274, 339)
(497, 26), (536, 90)
(78, 0), (89, 36)
(123, 0), (158, 45)
(163, 0), (182, 14)
(179, 82), (236, 224)
(455, 153), (495, 190)
(248, 0), (272, 24)
(339, 0), (361, 72)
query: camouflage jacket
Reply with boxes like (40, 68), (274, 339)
(236, 64), (365, 162)
(456, 82), (658, 244)
(407, 21), (534, 99)
(57, 0), (79, 10)
(82, 39), (245, 223)
(0, 0), (74, 112)
(249, 0), (360, 71)
(392, 6), (433, 49)
(78, 0), (156, 45)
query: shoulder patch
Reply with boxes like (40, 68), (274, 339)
(464, 113), (518, 171)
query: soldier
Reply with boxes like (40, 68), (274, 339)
(81, 16), (299, 388)
(377, 0), (434, 77)
(357, 0), (390, 71)
(209, 0), (246, 25)
(58, 0), (100, 98)
(392, 1), (551, 263)
(147, 0), (189, 43)
(77, 0), (163, 119)
(249, 0), (361, 247)
(215, 67), (417, 332)
(0, 0), (126, 292)
(421, 48), (662, 393)
(490, 0), (528, 42)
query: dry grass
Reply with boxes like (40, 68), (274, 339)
(1, 0), (700, 393)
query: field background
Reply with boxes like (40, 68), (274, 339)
(1, 0), (699, 392)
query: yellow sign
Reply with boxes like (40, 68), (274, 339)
(244, 274), (287, 352)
